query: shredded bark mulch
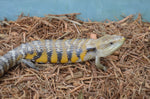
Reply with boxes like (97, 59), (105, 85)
(0, 13), (150, 98)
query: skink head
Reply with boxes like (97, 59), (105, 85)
(96, 35), (125, 57)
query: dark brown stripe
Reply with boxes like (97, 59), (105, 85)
(57, 51), (62, 62)
(47, 51), (52, 62)
(76, 49), (82, 58)
(32, 51), (42, 62)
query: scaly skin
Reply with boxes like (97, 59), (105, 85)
(0, 35), (125, 77)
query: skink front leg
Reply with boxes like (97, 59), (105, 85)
(20, 59), (39, 70)
(95, 56), (107, 71)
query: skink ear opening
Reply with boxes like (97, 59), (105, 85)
(86, 39), (98, 52)
(87, 47), (96, 52)
(86, 43), (96, 50)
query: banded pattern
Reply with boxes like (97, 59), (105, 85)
(25, 39), (95, 63)
(0, 39), (96, 77)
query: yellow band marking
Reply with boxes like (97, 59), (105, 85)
(80, 39), (89, 61)
(17, 47), (23, 61)
(61, 40), (68, 63)
(25, 51), (37, 60)
(35, 51), (48, 63)
(17, 55), (23, 61)
(51, 40), (58, 63)
(61, 52), (68, 63)
(70, 39), (79, 63)
(71, 51), (79, 63)
(35, 40), (48, 63)
(25, 42), (37, 60)
(80, 50), (87, 61)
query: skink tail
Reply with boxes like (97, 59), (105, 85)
(0, 45), (26, 77)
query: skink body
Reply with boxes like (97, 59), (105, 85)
(0, 35), (125, 77)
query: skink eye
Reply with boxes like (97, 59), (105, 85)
(110, 42), (113, 45)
